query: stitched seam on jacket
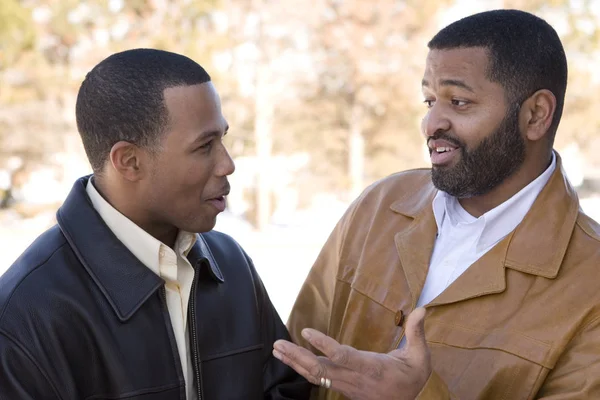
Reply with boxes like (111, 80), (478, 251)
(334, 278), (399, 313)
(84, 382), (181, 399)
(573, 314), (600, 338)
(576, 216), (600, 243)
(0, 330), (65, 400)
(0, 240), (68, 322)
(203, 344), (264, 362)
(499, 362), (521, 400)
(198, 232), (225, 281)
(526, 366), (548, 400)
(58, 216), (162, 321)
(431, 321), (552, 347)
(427, 341), (549, 367)
(544, 313), (600, 370)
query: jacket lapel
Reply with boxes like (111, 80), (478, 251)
(389, 153), (579, 309)
(427, 238), (508, 307)
(394, 208), (438, 309)
(391, 183), (438, 308)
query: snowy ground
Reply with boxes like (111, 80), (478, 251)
(2, 197), (600, 322)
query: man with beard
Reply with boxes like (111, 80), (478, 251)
(273, 9), (600, 400)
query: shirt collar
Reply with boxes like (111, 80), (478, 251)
(175, 230), (197, 258)
(56, 176), (224, 322)
(86, 180), (196, 279)
(432, 190), (447, 234)
(433, 152), (557, 252)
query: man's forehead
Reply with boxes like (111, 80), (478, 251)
(163, 82), (217, 105)
(423, 47), (491, 88)
(163, 82), (221, 120)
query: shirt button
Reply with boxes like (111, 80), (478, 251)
(395, 310), (404, 326)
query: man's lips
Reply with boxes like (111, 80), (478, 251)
(206, 196), (227, 212)
(206, 191), (230, 200)
(427, 139), (460, 153)
(205, 185), (230, 212)
(428, 139), (461, 166)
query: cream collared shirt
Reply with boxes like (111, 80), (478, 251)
(86, 181), (197, 400)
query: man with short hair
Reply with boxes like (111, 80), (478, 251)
(0, 49), (311, 399)
(275, 9), (600, 399)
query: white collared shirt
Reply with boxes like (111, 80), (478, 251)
(86, 181), (197, 400)
(417, 152), (557, 308)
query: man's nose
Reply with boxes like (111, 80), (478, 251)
(216, 144), (235, 177)
(421, 105), (451, 139)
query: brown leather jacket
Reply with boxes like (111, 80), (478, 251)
(288, 155), (600, 399)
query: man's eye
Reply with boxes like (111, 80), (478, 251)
(198, 141), (213, 150)
(423, 99), (435, 108)
(452, 99), (469, 107)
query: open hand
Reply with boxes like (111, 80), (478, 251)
(273, 308), (431, 400)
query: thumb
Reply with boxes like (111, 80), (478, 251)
(404, 307), (428, 354)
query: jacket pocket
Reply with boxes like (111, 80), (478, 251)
(85, 384), (182, 399)
(425, 320), (552, 400)
(427, 320), (553, 368)
(201, 344), (264, 399)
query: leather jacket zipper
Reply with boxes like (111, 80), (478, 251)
(189, 268), (203, 400)
(161, 285), (203, 400)
(160, 287), (188, 399)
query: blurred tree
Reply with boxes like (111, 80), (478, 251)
(8, 0), (600, 221)
(0, 0), (228, 209)
(294, 0), (454, 199)
(0, 0), (36, 71)
(214, 0), (321, 227)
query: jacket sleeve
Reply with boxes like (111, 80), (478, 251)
(249, 261), (313, 400)
(0, 332), (61, 400)
(286, 195), (362, 355)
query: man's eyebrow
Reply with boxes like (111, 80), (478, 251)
(422, 79), (475, 93)
(190, 125), (229, 145)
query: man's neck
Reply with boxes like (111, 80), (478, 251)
(92, 176), (179, 248)
(458, 153), (553, 217)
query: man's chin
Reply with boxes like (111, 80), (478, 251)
(180, 217), (217, 234)
(431, 171), (465, 197)
(196, 221), (217, 234)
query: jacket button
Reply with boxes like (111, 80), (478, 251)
(395, 310), (404, 326)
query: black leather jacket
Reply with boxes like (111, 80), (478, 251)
(0, 177), (311, 399)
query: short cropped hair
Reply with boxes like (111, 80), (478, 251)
(75, 48), (211, 172)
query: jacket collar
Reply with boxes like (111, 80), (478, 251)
(56, 176), (224, 322)
(390, 153), (579, 280)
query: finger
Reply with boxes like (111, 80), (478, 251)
(404, 307), (428, 355)
(273, 339), (328, 384)
(274, 350), (360, 397)
(273, 342), (358, 387)
(273, 345), (320, 385)
(300, 329), (366, 372)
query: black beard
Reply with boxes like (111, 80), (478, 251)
(430, 106), (525, 198)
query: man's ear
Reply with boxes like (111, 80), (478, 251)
(108, 141), (147, 182)
(519, 89), (557, 142)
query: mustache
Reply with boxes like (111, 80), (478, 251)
(427, 131), (465, 148)
(220, 182), (231, 196)
(208, 181), (231, 199)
